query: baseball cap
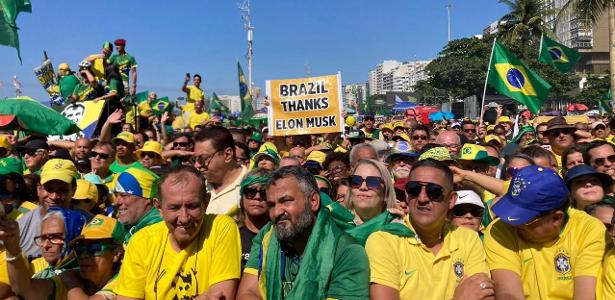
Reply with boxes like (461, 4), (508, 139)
(418, 146), (455, 162)
(305, 150), (327, 166)
(23, 139), (49, 151)
(253, 148), (280, 166)
(102, 41), (113, 50)
(498, 116), (512, 124)
(493, 166), (569, 226)
(486, 125), (495, 132)
(112, 132), (135, 144)
(83, 173), (104, 185)
(114, 38), (126, 46)
(136, 141), (164, 160)
(70, 214), (126, 245)
(49, 148), (71, 160)
(386, 141), (419, 162)
(484, 134), (502, 145)
(249, 132), (263, 143)
(454, 190), (484, 208)
(73, 179), (99, 203)
(58, 63), (70, 71)
(114, 167), (159, 199)
(0, 157), (23, 175)
(40, 159), (77, 185)
(565, 164), (613, 190)
(459, 144), (499, 166)
(391, 133), (411, 142)
(0, 135), (11, 151)
(591, 121), (607, 130)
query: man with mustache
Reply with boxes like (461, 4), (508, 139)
(237, 167), (369, 299)
(386, 141), (418, 181)
(584, 140), (615, 193)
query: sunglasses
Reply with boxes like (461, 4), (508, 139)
(33, 233), (65, 246)
(89, 151), (110, 160)
(463, 129), (477, 133)
(24, 149), (45, 156)
(412, 135), (428, 140)
(549, 129), (574, 137)
(405, 181), (445, 201)
(348, 175), (384, 191)
(452, 205), (483, 218)
(593, 154), (615, 167)
(173, 142), (190, 148)
(243, 187), (266, 199)
(74, 242), (116, 257)
(140, 151), (159, 159)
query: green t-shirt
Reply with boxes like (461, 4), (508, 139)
(71, 82), (98, 101)
(109, 160), (143, 174)
(105, 78), (125, 101)
(245, 227), (370, 299)
(59, 74), (79, 99)
(109, 53), (137, 81)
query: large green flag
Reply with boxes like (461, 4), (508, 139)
(0, 0), (32, 62)
(601, 89), (613, 112)
(487, 40), (552, 114)
(364, 84), (372, 114)
(538, 33), (580, 73)
(237, 62), (254, 120)
(134, 90), (149, 103)
(209, 92), (229, 114)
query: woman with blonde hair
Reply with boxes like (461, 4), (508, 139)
(346, 158), (397, 224)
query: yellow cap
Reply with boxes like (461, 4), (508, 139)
(393, 121), (406, 129)
(70, 215), (126, 245)
(486, 125), (495, 132)
(112, 132), (135, 144)
(73, 179), (99, 203)
(484, 134), (502, 144)
(58, 63), (70, 71)
(136, 141), (164, 159)
(40, 159), (77, 185)
(306, 150), (327, 165)
(498, 116), (512, 124)
(258, 142), (278, 154)
(381, 123), (394, 132)
(0, 135), (11, 151)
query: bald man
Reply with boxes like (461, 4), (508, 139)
(435, 131), (461, 158)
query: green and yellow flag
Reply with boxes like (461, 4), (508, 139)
(0, 0), (31, 62)
(487, 40), (552, 114)
(538, 34), (580, 73)
(151, 96), (172, 116)
(237, 62), (254, 120)
(209, 92), (229, 114)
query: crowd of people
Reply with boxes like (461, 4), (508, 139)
(2, 39), (615, 299)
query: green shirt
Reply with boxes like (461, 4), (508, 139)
(105, 78), (125, 101)
(109, 52), (137, 82)
(109, 160), (143, 174)
(59, 74), (79, 99)
(71, 82), (98, 101)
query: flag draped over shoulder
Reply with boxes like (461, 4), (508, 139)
(538, 34), (580, 73)
(238, 62), (254, 120)
(209, 92), (229, 114)
(0, 0), (32, 62)
(487, 40), (552, 114)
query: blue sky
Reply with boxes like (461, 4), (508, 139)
(0, 0), (509, 100)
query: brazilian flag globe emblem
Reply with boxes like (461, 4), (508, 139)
(539, 34), (580, 73)
(487, 41), (551, 114)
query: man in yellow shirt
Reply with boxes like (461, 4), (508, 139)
(485, 165), (606, 300)
(115, 166), (241, 300)
(180, 73), (204, 113)
(188, 100), (210, 129)
(366, 159), (494, 300)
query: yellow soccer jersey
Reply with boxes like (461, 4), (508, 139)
(115, 215), (241, 299)
(601, 247), (615, 299)
(188, 111), (211, 129)
(484, 208), (606, 299)
(365, 216), (489, 300)
(183, 85), (204, 113)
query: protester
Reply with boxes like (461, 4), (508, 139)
(565, 165), (613, 211)
(485, 165), (606, 299)
(116, 166), (241, 299)
(21, 139), (49, 175)
(238, 168), (271, 269)
(238, 166), (369, 299)
(181, 73), (205, 113)
(109, 38), (138, 95)
(435, 130), (462, 157)
(449, 190), (484, 233)
(108, 132), (142, 173)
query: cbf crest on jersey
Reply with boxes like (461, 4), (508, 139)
(453, 258), (464, 279)
(554, 250), (572, 280)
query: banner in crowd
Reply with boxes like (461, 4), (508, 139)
(266, 73), (343, 136)
(48, 101), (105, 141)
(33, 59), (64, 105)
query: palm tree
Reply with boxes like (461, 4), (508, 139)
(497, 0), (556, 48)
(558, 1), (615, 103)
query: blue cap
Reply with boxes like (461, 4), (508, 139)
(565, 165), (612, 190)
(493, 165), (569, 226)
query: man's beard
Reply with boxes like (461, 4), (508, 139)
(274, 206), (314, 242)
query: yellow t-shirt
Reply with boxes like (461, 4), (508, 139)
(86, 54), (107, 81)
(115, 215), (241, 299)
(188, 111), (211, 129)
(183, 85), (204, 113)
(365, 217), (489, 300)
(484, 208), (606, 299)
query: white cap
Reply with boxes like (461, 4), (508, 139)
(455, 190), (484, 208)
(591, 121), (606, 130)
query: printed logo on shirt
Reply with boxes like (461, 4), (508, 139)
(453, 258), (464, 279)
(554, 250), (572, 280)
(172, 269), (198, 299)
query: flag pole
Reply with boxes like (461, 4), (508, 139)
(480, 38), (497, 125)
(538, 32), (544, 58)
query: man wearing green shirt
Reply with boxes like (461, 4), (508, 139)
(109, 132), (143, 174)
(109, 38), (137, 96)
(238, 167), (369, 300)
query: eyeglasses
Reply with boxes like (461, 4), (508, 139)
(593, 154), (615, 167)
(348, 175), (384, 191)
(191, 150), (222, 169)
(24, 149), (45, 156)
(173, 142), (190, 148)
(463, 129), (477, 133)
(243, 187), (266, 199)
(34, 233), (65, 246)
(412, 135), (428, 140)
(88, 151), (110, 160)
(452, 205), (483, 218)
(549, 129), (574, 137)
(140, 151), (159, 159)
(405, 181), (445, 201)
(74, 242), (116, 257)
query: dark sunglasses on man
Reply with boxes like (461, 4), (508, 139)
(405, 181), (445, 201)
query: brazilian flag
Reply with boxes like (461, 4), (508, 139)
(601, 89), (613, 112)
(151, 96), (173, 116)
(538, 33), (580, 73)
(0, 0), (32, 62)
(238, 62), (254, 121)
(209, 92), (230, 114)
(134, 90), (149, 103)
(487, 40), (552, 114)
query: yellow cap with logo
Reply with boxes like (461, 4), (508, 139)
(73, 179), (99, 203)
(40, 159), (77, 185)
